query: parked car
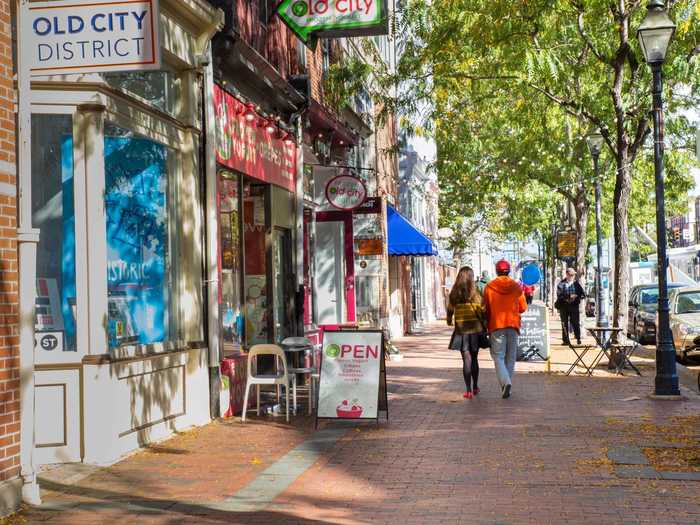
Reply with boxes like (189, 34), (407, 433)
(667, 286), (700, 363)
(628, 283), (685, 344)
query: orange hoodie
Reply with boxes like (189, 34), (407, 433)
(483, 276), (528, 333)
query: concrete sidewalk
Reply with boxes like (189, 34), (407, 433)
(12, 322), (700, 524)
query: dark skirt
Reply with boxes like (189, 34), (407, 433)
(449, 331), (480, 352)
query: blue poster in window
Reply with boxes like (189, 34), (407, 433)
(105, 135), (168, 348)
(61, 135), (77, 349)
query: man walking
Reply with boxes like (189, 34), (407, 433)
(555, 268), (585, 345)
(484, 260), (527, 398)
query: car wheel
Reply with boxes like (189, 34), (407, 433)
(678, 351), (689, 365)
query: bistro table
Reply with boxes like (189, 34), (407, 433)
(281, 337), (317, 415)
(566, 326), (623, 376)
(587, 326), (626, 374)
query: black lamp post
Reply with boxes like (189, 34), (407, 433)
(637, 0), (680, 396)
(585, 130), (608, 328)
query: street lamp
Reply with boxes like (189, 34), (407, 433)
(585, 130), (608, 328)
(637, 0), (680, 396)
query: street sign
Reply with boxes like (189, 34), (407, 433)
(23, 0), (160, 76)
(556, 231), (577, 259)
(276, 0), (388, 45)
(317, 330), (388, 424)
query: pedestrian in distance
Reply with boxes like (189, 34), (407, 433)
(555, 268), (586, 346)
(447, 266), (488, 399)
(476, 270), (490, 294)
(519, 280), (536, 305)
(483, 260), (528, 399)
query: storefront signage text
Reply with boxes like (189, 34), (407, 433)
(277, 0), (387, 44)
(325, 174), (367, 211)
(214, 85), (296, 193)
(556, 231), (577, 259)
(24, 0), (160, 76)
(317, 330), (384, 421)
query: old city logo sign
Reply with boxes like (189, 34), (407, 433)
(276, 0), (387, 44)
(326, 174), (367, 211)
(213, 85), (296, 193)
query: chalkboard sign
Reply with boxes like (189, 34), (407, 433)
(517, 302), (550, 361)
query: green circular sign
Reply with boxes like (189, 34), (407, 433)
(325, 344), (341, 359)
(292, 1), (307, 16)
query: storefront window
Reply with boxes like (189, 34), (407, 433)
(243, 182), (268, 346)
(218, 171), (242, 350)
(104, 70), (180, 116)
(104, 123), (175, 349)
(32, 115), (77, 352)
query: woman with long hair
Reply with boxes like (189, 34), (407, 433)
(447, 266), (487, 399)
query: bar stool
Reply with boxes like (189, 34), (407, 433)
(281, 337), (317, 415)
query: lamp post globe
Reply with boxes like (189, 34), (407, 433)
(637, 1), (680, 397)
(637, 0), (675, 64)
(585, 130), (607, 329)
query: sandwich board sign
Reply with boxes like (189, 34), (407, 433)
(22, 0), (161, 76)
(317, 329), (388, 425)
(517, 302), (550, 361)
(277, 0), (388, 46)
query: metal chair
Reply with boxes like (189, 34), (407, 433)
(242, 344), (289, 423)
(281, 337), (317, 415)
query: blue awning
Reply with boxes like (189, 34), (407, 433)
(387, 205), (438, 257)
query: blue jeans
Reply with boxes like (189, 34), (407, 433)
(490, 328), (518, 388)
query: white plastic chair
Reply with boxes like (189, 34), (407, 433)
(242, 344), (289, 423)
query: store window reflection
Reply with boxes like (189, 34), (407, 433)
(243, 182), (268, 346)
(31, 115), (77, 352)
(104, 123), (175, 349)
(218, 171), (242, 350)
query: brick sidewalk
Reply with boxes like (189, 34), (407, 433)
(13, 323), (700, 524)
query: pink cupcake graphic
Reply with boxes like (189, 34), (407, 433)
(336, 399), (363, 418)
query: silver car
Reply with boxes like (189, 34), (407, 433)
(667, 287), (700, 363)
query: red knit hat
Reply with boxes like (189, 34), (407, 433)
(495, 260), (511, 274)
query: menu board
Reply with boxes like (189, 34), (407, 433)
(517, 303), (550, 360)
(317, 330), (386, 421)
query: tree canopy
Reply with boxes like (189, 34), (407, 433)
(387, 0), (700, 327)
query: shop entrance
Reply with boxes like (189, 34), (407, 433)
(314, 213), (355, 328)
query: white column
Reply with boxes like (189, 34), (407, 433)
(77, 105), (108, 356)
(203, 53), (220, 385)
(17, 0), (41, 506)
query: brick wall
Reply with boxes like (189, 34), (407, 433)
(0, 0), (20, 488)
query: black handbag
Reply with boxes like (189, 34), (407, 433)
(478, 332), (490, 349)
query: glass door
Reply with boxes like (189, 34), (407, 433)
(272, 228), (293, 342)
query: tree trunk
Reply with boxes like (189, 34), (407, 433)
(612, 149), (632, 332)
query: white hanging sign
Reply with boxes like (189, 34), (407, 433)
(325, 174), (367, 211)
(23, 0), (161, 76)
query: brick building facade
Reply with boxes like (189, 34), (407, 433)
(0, 0), (21, 514)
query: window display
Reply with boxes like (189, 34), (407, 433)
(218, 172), (242, 349)
(104, 123), (174, 349)
(31, 114), (77, 352)
(243, 183), (268, 346)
